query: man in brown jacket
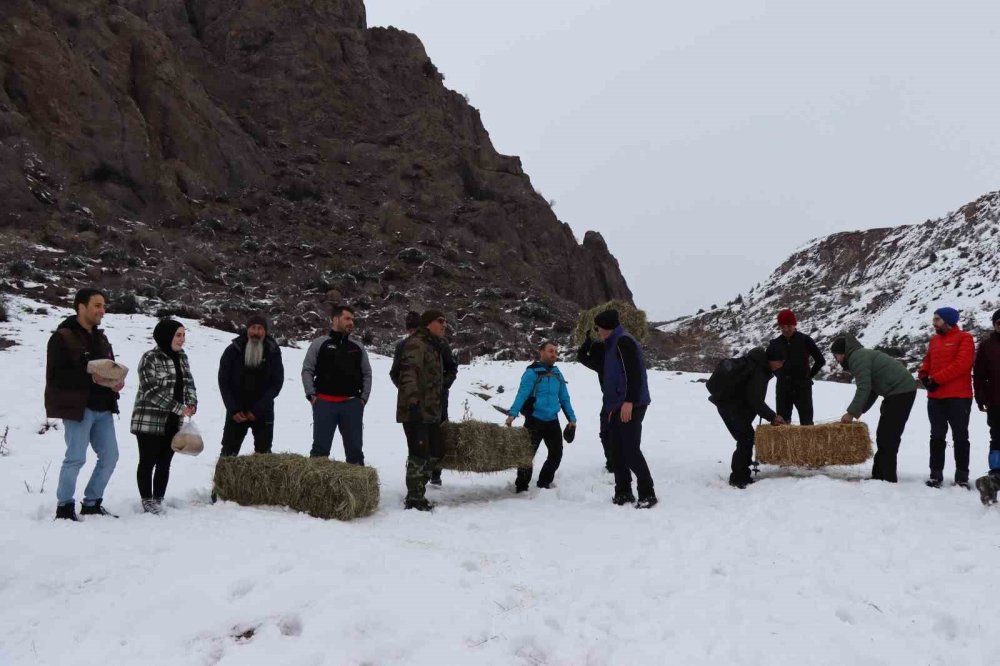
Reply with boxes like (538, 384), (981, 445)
(46, 288), (124, 521)
(395, 309), (446, 511)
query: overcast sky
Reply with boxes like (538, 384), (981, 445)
(367, 1), (1000, 320)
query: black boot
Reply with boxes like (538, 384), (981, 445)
(955, 471), (970, 489)
(612, 489), (636, 506)
(925, 473), (943, 489)
(55, 503), (79, 521)
(80, 499), (119, 518)
(404, 498), (434, 511)
(729, 473), (754, 489)
(635, 494), (658, 509)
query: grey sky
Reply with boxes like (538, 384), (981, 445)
(367, 1), (1000, 320)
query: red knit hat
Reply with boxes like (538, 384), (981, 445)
(777, 309), (797, 327)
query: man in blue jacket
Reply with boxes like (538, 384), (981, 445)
(594, 309), (657, 509)
(505, 340), (577, 492)
(218, 314), (285, 455)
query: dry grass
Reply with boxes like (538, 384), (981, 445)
(213, 453), (380, 521)
(573, 299), (649, 345)
(755, 422), (872, 468)
(440, 421), (535, 473)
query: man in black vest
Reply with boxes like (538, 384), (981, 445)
(770, 309), (824, 425)
(218, 314), (285, 456)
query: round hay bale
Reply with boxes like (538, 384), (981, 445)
(573, 299), (649, 346)
(213, 453), (379, 521)
(440, 421), (534, 473)
(754, 422), (873, 468)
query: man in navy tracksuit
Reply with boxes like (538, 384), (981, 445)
(506, 341), (577, 492)
(594, 309), (656, 509)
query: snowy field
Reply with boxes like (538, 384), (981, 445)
(0, 297), (998, 666)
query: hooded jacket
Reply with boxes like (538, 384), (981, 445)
(840, 334), (918, 416)
(508, 362), (577, 423)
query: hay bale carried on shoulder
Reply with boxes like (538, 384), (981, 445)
(440, 420), (534, 473)
(213, 453), (379, 521)
(573, 299), (649, 346)
(755, 422), (873, 468)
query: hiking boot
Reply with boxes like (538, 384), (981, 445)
(729, 474), (754, 489)
(142, 499), (164, 515)
(612, 490), (636, 506)
(925, 477), (943, 489)
(975, 475), (1000, 506)
(955, 472), (970, 489)
(55, 503), (79, 521)
(80, 499), (118, 518)
(536, 481), (551, 489)
(635, 495), (658, 510)
(404, 498), (434, 512)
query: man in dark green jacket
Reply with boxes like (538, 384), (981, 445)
(832, 334), (918, 483)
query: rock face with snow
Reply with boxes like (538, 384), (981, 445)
(0, 0), (632, 359)
(662, 190), (1000, 375)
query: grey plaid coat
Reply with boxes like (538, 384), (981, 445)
(130, 348), (197, 435)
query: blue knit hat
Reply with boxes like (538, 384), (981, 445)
(934, 307), (960, 327)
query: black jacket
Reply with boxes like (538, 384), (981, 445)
(218, 334), (284, 420)
(771, 331), (824, 382)
(577, 333), (605, 387)
(717, 347), (778, 422)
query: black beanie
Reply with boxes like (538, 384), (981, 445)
(993, 309), (1000, 324)
(153, 319), (184, 356)
(594, 309), (620, 330)
(420, 309), (446, 328)
(247, 313), (269, 333)
(830, 337), (846, 355)
(765, 340), (786, 362)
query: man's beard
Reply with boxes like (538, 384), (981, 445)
(245, 337), (264, 368)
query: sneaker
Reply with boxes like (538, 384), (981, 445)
(975, 475), (1000, 506)
(635, 496), (658, 509)
(80, 499), (119, 518)
(55, 503), (79, 521)
(404, 498), (434, 512)
(612, 490), (636, 506)
(925, 478), (943, 489)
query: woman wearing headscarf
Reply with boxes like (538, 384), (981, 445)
(130, 319), (197, 514)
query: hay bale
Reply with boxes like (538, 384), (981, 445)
(439, 420), (535, 472)
(754, 422), (873, 468)
(573, 299), (649, 346)
(213, 453), (379, 521)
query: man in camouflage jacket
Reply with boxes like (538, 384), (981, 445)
(395, 309), (447, 511)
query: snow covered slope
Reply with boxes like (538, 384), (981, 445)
(0, 298), (998, 665)
(663, 190), (1000, 373)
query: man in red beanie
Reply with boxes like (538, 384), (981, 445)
(769, 309), (824, 425)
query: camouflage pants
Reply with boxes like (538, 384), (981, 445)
(403, 422), (441, 501)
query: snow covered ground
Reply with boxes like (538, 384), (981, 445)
(0, 297), (998, 666)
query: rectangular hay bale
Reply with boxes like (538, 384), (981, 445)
(439, 420), (535, 473)
(754, 422), (873, 468)
(213, 453), (379, 521)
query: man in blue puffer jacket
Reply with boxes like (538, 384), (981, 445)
(505, 340), (577, 492)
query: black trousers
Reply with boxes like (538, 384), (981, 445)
(136, 433), (176, 499)
(599, 407), (614, 471)
(515, 417), (563, 489)
(989, 406), (1000, 454)
(609, 405), (653, 498)
(928, 397), (972, 481)
(872, 391), (916, 483)
(776, 378), (814, 425)
(220, 417), (274, 456)
(717, 403), (756, 483)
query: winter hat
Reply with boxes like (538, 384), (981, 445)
(404, 310), (421, 330)
(246, 313), (269, 333)
(777, 309), (797, 327)
(830, 337), (847, 355)
(420, 309), (446, 328)
(765, 340), (787, 362)
(934, 307), (960, 327)
(594, 309), (620, 330)
(992, 309), (1000, 324)
(153, 319), (184, 356)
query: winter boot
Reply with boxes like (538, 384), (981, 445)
(925, 474), (943, 489)
(612, 489), (636, 506)
(404, 497), (434, 511)
(729, 473), (754, 490)
(80, 499), (119, 518)
(955, 471), (970, 489)
(55, 503), (79, 521)
(142, 499), (164, 515)
(975, 474), (1000, 506)
(635, 494), (658, 510)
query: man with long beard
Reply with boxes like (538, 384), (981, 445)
(218, 314), (285, 456)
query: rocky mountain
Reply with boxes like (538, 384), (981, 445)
(0, 0), (632, 360)
(660, 190), (1000, 375)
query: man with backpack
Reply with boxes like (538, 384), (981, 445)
(707, 342), (786, 488)
(770, 309), (825, 425)
(505, 341), (577, 492)
(831, 334), (918, 483)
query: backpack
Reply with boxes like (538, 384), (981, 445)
(706, 356), (752, 402)
(521, 368), (563, 417)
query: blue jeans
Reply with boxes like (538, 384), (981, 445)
(310, 399), (365, 464)
(56, 409), (119, 506)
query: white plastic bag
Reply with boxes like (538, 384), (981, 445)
(171, 419), (204, 456)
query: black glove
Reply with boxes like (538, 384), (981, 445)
(921, 377), (940, 392)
